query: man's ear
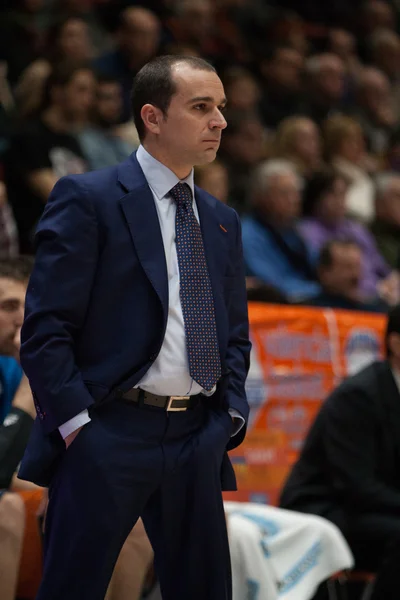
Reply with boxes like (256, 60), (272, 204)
(140, 104), (163, 136)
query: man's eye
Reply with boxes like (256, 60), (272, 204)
(194, 104), (206, 110)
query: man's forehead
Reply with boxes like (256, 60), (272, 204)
(172, 65), (225, 100)
(0, 277), (26, 297)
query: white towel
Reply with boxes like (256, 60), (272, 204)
(225, 502), (354, 600)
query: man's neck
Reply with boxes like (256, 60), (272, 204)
(142, 142), (192, 180)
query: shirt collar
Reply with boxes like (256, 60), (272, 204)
(136, 145), (194, 200)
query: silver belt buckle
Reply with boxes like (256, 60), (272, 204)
(166, 396), (190, 411)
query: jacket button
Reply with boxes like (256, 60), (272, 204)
(149, 353), (157, 361)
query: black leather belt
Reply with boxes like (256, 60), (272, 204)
(121, 388), (201, 411)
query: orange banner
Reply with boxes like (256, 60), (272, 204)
(224, 304), (386, 506)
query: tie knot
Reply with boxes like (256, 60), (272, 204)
(170, 182), (192, 207)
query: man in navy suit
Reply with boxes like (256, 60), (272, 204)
(18, 55), (251, 600)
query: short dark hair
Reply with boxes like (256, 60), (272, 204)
(0, 256), (34, 283)
(302, 169), (348, 217)
(131, 55), (216, 141)
(385, 304), (400, 356)
(318, 239), (359, 269)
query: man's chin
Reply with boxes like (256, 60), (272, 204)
(195, 149), (218, 166)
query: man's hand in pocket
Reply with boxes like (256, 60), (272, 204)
(65, 426), (84, 449)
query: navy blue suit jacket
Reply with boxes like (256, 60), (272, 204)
(19, 153), (251, 487)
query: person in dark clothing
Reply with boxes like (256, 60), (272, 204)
(280, 304), (400, 599)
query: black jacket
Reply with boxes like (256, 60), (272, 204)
(280, 361), (400, 530)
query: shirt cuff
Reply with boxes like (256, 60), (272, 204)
(59, 409), (91, 439)
(228, 408), (245, 437)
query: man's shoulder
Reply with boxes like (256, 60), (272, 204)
(62, 157), (133, 196)
(332, 360), (386, 399)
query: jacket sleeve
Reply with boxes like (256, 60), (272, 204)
(225, 212), (251, 450)
(20, 176), (99, 434)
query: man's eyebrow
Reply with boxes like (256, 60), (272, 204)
(187, 96), (228, 105)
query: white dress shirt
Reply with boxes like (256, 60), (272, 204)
(59, 145), (244, 438)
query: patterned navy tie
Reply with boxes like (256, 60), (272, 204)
(170, 182), (221, 391)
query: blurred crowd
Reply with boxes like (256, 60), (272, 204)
(1, 0), (400, 312)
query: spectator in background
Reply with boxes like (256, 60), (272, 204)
(258, 45), (304, 129)
(164, 0), (218, 61)
(94, 7), (161, 122)
(42, 0), (111, 56)
(306, 239), (387, 312)
(301, 53), (346, 125)
(194, 161), (228, 204)
(327, 28), (361, 79)
(386, 127), (400, 172)
(14, 15), (96, 119)
(299, 169), (392, 302)
(368, 28), (400, 84)
(79, 75), (138, 170)
(219, 109), (266, 213)
(242, 159), (321, 302)
(0, 0), (46, 87)
(324, 114), (376, 223)
(370, 173), (400, 269)
(353, 67), (397, 156)
(274, 116), (323, 179)
(221, 67), (261, 113)
(280, 304), (400, 600)
(0, 181), (18, 259)
(4, 62), (94, 253)
(361, 0), (397, 36)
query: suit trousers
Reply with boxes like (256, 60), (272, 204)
(35, 398), (233, 600)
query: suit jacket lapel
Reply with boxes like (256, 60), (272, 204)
(118, 154), (168, 320)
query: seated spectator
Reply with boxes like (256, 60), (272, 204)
(242, 159), (321, 302)
(368, 28), (400, 85)
(94, 7), (161, 122)
(305, 240), (387, 312)
(324, 114), (376, 223)
(14, 15), (96, 118)
(0, 180), (18, 259)
(257, 45), (304, 129)
(361, 0), (397, 36)
(0, 257), (34, 600)
(221, 67), (261, 113)
(219, 110), (266, 214)
(367, 28), (400, 122)
(280, 304), (400, 599)
(78, 75), (138, 170)
(194, 161), (228, 204)
(370, 173), (400, 269)
(353, 67), (397, 156)
(0, 0), (45, 88)
(299, 169), (391, 301)
(4, 61), (94, 253)
(386, 127), (400, 172)
(301, 53), (346, 126)
(274, 116), (323, 179)
(0, 258), (32, 424)
(327, 28), (361, 79)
